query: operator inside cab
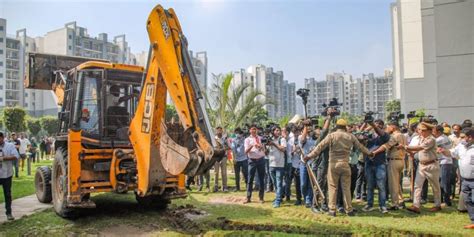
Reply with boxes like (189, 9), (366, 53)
(106, 85), (139, 139)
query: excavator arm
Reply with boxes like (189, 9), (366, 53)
(129, 5), (222, 196)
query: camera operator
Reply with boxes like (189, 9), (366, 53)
(361, 119), (390, 213)
(244, 124), (266, 204)
(288, 124), (303, 205)
(266, 126), (287, 208)
(404, 122), (442, 214)
(370, 120), (407, 210)
(298, 109), (334, 209)
(231, 128), (248, 192)
(303, 119), (372, 217)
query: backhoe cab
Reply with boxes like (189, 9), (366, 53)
(30, 4), (221, 218)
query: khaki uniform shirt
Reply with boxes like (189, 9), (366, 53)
(384, 131), (406, 160)
(417, 135), (437, 163)
(307, 129), (370, 162)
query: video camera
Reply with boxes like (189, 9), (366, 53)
(353, 131), (373, 141)
(420, 115), (437, 125)
(363, 111), (376, 123)
(407, 111), (416, 119)
(389, 111), (405, 122)
(296, 88), (310, 105)
(260, 123), (278, 144)
(321, 98), (341, 116)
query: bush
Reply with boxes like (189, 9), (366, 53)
(40, 116), (59, 136)
(3, 107), (27, 133)
(27, 118), (42, 136)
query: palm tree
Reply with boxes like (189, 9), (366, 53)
(206, 73), (272, 131)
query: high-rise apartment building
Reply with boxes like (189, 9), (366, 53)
(305, 72), (393, 119)
(232, 64), (296, 119)
(0, 19), (137, 116)
(391, 0), (473, 123)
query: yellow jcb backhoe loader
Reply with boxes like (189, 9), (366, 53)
(28, 4), (221, 218)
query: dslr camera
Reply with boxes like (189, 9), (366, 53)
(321, 98), (341, 116)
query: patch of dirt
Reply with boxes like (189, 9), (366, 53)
(208, 196), (248, 204)
(100, 225), (152, 237)
(160, 205), (205, 234)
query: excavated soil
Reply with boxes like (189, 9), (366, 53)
(208, 196), (248, 204)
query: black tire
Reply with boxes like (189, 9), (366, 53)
(135, 193), (170, 210)
(52, 147), (75, 218)
(35, 166), (52, 203)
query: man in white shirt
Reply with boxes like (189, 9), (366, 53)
(267, 126), (287, 208)
(441, 127), (474, 229)
(433, 125), (453, 206)
(244, 124), (266, 204)
(0, 132), (20, 221)
(18, 133), (31, 172)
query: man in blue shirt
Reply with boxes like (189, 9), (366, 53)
(362, 120), (390, 213)
(231, 128), (248, 191)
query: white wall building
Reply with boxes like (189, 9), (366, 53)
(391, 0), (473, 123)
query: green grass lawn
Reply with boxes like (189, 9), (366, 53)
(0, 168), (472, 236)
(0, 159), (53, 203)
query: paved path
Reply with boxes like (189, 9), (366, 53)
(0, 194), (51, 224)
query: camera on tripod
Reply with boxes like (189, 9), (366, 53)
(321, 98), (341, 116)
(296, 88), (310, 103)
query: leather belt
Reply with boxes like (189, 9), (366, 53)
(420, 160), (437, 166)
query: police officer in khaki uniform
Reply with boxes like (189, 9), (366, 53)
(405, 122), (442, 214)
(303, 119), (372, 217)
(372, 120), (407, 210)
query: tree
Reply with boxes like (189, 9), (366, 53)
(40, 116), (60, 136)
(27, 118), (42, 136)
(385, 99), (401, 120)
(3, 107), (27, 133)
(206, 73), (273, 131)
(165, 104), (179, 122)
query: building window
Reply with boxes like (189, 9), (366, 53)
(0, 61), (3, 66)
(0, 49), (2, 54)
(0, 73), (2, 78)
(69, 45), (72, 50)
(0, 26), (3, 31)
(69, 34), (72, 39)
(0, 98), (2, 102)
(0, 38), (3, 43)
(0, 85), (2, 90)
(25, 92), (28, 97)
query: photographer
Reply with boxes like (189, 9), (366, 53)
(267, 126), (287, 208)
(288, 125), (303, 205)
(361, 119), (390, 213)
(231, 128), (248, 192)
(244, 124), (266, 204)
(298, 110), (333, 209)
(303, 119), (372, 217)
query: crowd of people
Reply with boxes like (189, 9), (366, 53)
(186, 111), (474, 229)
(0, 132), (56, 221)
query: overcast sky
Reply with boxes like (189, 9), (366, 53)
(0, 0), (394, 88)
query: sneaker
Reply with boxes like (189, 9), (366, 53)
(362, 205), (374, 212)
(420, 199), (427, 204)
(311, 206), (321, 214)
(272, 203), (281, 208)
(380, 206), (389, 214)
(243, 199), (251, 204)
(338, 207), (345, 214)
(294, 200), (302, 206)
(321, 205), (329, 212)
(6, 214), (14, 221)
(305, 203), (312, 208)
(328, 211), (336, 217)
(223, 188), (229, 192)
(347, 211), (355, 217)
